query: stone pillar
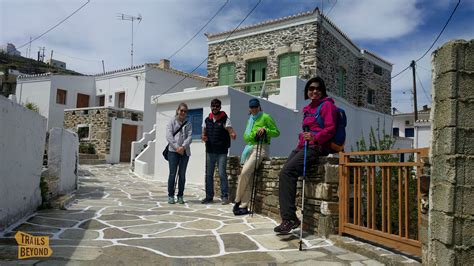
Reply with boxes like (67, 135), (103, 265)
(427, 40), (473, 265)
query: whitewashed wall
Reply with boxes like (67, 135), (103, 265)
(143, 66), (207, 132)
(48, 128), (79, 195)
(415, 122), (432, 148)
(0, 96), (47, 231)
(48, 76), (95, 129)
(16, 77), (51, 122)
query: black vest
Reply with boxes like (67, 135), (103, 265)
(205, 114), (231, 154)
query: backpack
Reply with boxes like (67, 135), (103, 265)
(309, 102), (347, 153)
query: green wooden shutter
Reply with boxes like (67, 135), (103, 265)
(279, 53), (299, 77)
(246, 60), (267, 92)
(218, 63), (235, 85)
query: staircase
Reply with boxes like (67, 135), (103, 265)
(79, 153), (107, 165)
(131, 125), (156, 173)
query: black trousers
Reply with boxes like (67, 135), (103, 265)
(278, 146), (322, 220)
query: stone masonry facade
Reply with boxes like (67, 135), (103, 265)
(214, 156), (340, 237)
(64, 107), (143, 159)
(427, 40), (474, 265)
(207, 10), (392, 114)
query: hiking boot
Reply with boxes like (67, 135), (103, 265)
(168, 197), (175, 204)
(201, 198), (213, 204)
(233, 207), (249, 216)
(233, 202), (241, 212)
(273, 219), (301, 234)
(177, 196), (185, 204)
(221, 197), (230, 205)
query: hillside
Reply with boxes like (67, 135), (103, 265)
(0, 52), (83, 96)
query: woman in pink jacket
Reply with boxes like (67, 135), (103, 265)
(274, 76), (338, 234)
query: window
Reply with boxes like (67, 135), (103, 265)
(56, 89), (67, 105)
(338, 67), (346, 97)
(218, 63), (235, 86)
(116, 92), (125, 108)
(186, 108), (203, 140)
(76, 93), (90, 108)
(98, 95), (105, 106)
(77, 125), (90, 140)
(279, 53), (299, 78)
(405, 120), (410, 125)
(108, 95), (113, 103)
(374, 65), (383, 75)
(367, 89), (375, 104)
(393, 128), (399, 137)
(405, 128), (414, 138)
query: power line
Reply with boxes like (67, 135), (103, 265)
(168, 0), (230, 60)
(415, 0), (460, 62)
(325, 0), (337, 17)
(153, 0), (262, 100)
(415, 67), (432, 104)
(17, 1), (90, 49)
(391, 0), (460, 79)
(54, 50), (102, 63)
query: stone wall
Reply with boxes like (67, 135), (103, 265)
(64, 107), (143, 159)
(214, 155), (340, 237)
(426, 40), (474, 265)
(207, 18), (391, 114)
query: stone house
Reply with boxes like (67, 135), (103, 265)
(16, 60), (207, 163)
(206, 8), (392, 115)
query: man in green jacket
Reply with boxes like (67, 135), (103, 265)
(234, 98), (280, 215)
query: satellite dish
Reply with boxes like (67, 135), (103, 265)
(138, 14), (142, 23)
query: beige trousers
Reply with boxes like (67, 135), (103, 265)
(235, 144), (269, 208)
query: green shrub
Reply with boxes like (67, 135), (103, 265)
(24, 102), (39, 112)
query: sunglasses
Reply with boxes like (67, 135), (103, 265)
(308, 86), (320, 92)
(211, 105), (221, 108)
(179, 109), (188, 113)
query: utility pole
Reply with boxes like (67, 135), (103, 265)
(102, 60), (105, 73)
(117, 13), (142, 67)
(49, 50), (54, 72)
(411, 60), (418, 122)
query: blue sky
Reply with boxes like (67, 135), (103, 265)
(1, 0), (473, 112)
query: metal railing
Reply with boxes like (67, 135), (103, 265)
(338, 148), (429, 257)
(230, 79), (280, 96)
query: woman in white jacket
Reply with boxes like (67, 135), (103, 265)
(165, 103), (192, 204)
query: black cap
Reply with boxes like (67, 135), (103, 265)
(249, 98), (260, 108)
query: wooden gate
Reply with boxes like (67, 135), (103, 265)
(338, 148), (429, 257)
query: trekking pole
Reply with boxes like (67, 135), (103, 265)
(249, 133), (264, 217)
(299, 125), (310, 251)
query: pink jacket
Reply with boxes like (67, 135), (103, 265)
(296, 97), (338, 150)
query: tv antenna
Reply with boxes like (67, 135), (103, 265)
(117, 13), (142, 67)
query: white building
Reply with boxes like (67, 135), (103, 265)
(15, 60), (207, 163)
(392, 106), (431, 149)
(47, 59), (67, 70)
(133, 76), (393, 184)
(0, 43), (21, 56)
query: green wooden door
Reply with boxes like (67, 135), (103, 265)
(246, 59), (267, 92)
(218, 63), (235, 85)
(279, 53), (300, 77)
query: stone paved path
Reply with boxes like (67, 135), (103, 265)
(0, 164), (386, 265)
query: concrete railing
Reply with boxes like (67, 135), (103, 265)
(131, 125), (156, 169)
(134, 140), (156, 177)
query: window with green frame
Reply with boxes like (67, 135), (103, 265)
(279, 53), (300, 77)
(338, 67), (346, 97)
(218, 63), (235, 86)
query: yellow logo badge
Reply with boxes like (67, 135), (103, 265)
(15, 231), (53, 259)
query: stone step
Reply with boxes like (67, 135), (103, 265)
(79, 153), (100, 160)
(79, 159), (107, 165)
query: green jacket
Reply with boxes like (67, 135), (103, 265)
(243, 112), (280, 145)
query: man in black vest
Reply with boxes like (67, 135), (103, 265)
(201, 98), (236, 204)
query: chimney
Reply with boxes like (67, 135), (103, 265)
(159, 59), (170, 69)
(423, 105), (428, 111)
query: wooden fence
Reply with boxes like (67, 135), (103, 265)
(338, 148), (429, 257)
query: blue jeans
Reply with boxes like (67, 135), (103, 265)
(167, 151), (190, 197)
(205, 153), (228, 200)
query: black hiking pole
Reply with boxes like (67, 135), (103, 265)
(299, 125), (310, 251)
(249, 132), (264, 217)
